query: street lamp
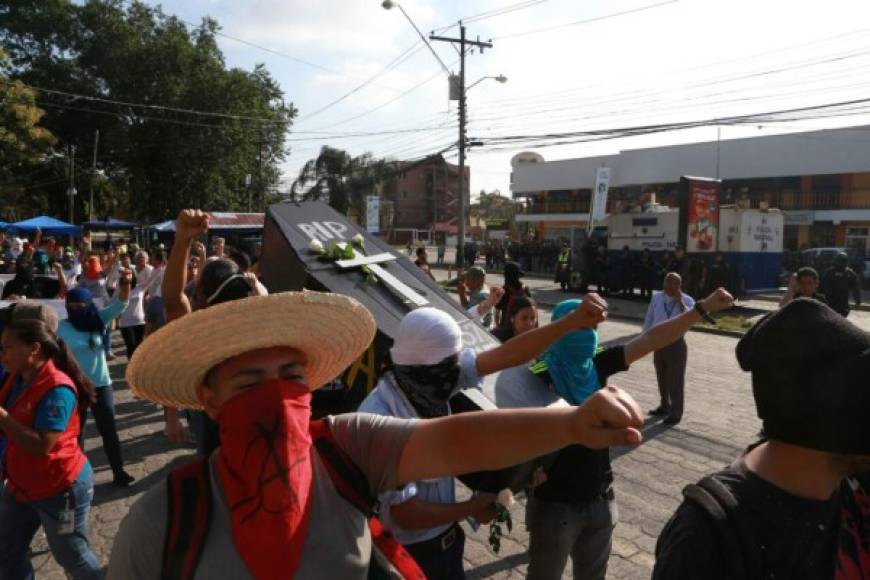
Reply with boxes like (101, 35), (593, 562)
(467, 75), (508, 91)
(381, 0), (450, 75)
(383, 3), (506, 268)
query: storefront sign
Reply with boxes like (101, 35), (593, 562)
(784, 210), (814, 225)
(485, 218), (509, 230)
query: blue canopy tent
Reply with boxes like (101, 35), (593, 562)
(150, 220), (175, 232)
(9, 216), (81, 237)
(82, 218), (138, 230)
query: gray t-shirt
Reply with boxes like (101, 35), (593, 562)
(107, 413), (416, 580)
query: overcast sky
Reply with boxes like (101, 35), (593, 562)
(144, 0), (870, 197)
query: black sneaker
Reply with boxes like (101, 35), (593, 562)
(113, 471), (135, 487)
(663, 416), (681, 425)
(648, 406), (669, 416)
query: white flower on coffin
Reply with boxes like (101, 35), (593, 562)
(351, 233), (365, 247)
(308, 239), (325, 255)
(496, 489), (515, 508)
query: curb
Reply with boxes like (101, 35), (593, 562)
(752, 293), (870, 312)
(533, 297), (746, 339)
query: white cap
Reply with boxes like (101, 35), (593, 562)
(390, 307), (462, 366)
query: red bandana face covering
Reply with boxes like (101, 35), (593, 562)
(216, 379), (314, 578)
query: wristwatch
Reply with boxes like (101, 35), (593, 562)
(694, 301), (716, 324)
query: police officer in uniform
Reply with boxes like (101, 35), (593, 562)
(556, 245), (571, 292)
(820, 252), (861, 317)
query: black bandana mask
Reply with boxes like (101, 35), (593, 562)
(392, 354), (461, 418)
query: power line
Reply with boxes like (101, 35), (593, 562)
(300, 59), (459, 132)
(35, 100), (241, 130)
(476, 96), (870, 150)
(0, 79), (291, 125)
(296, 41), (426, 121)
(466, 45), (870, 128)
(283, 124), (457, 142)
(30, 96), (455, 142)
(460, 0), (551, 25)
(492, 0), (679, 40)
(479, 27), (870, 111)
(468, 60), (870, 132)
(126, 0), (408, 92)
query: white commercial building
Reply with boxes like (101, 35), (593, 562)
(510, 125), (870, 253)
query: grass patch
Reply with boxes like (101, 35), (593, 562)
(700, 313), (753, 333)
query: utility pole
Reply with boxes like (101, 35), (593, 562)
(89, 130), (99, 222)
(245, 174), (253, 213)
(257, 128), (264, 212)
(67, 145), (77, 224)
(430, 25), (492, 269)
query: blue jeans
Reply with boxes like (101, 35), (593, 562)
(0, 467), (102, 580)
(82, 386), (125, 476)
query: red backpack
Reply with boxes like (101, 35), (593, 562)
(161, 419), (425, 580)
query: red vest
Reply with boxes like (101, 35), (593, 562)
(0, 360), (87, 501)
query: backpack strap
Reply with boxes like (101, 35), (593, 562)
(162, 457), (213, 580)
(682, 475), (763, 580)
(310, 419), (425, 580)
(310, 419), (378, 516)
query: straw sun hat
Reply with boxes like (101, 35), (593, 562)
(125, 291), (377, 409)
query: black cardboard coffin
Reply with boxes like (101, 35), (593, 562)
(259, 201), (564, 492)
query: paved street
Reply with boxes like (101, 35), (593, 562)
(29, 284), (869, 579)
(461, 317), (760, 579)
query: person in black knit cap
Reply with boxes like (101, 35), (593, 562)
(653, 298), (870, 580)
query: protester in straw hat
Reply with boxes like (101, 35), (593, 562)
(108, 291), (645, 580)
(653, 299), (870, 579)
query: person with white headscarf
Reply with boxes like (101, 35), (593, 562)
(358, 298), (608, 580)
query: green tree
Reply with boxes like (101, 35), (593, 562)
(291, 146), (387, 216)
(0, 50), (56, 221)
(0, 0), (294, 222)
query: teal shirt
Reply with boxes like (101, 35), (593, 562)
(57, 298), (128, 388)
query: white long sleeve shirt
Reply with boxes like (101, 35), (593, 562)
(643, 290), (695, 331)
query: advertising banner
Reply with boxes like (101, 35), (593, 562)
(366, 196), (380, 234)
(684, 178), (720, 252)
(591, 166), (611, 224)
